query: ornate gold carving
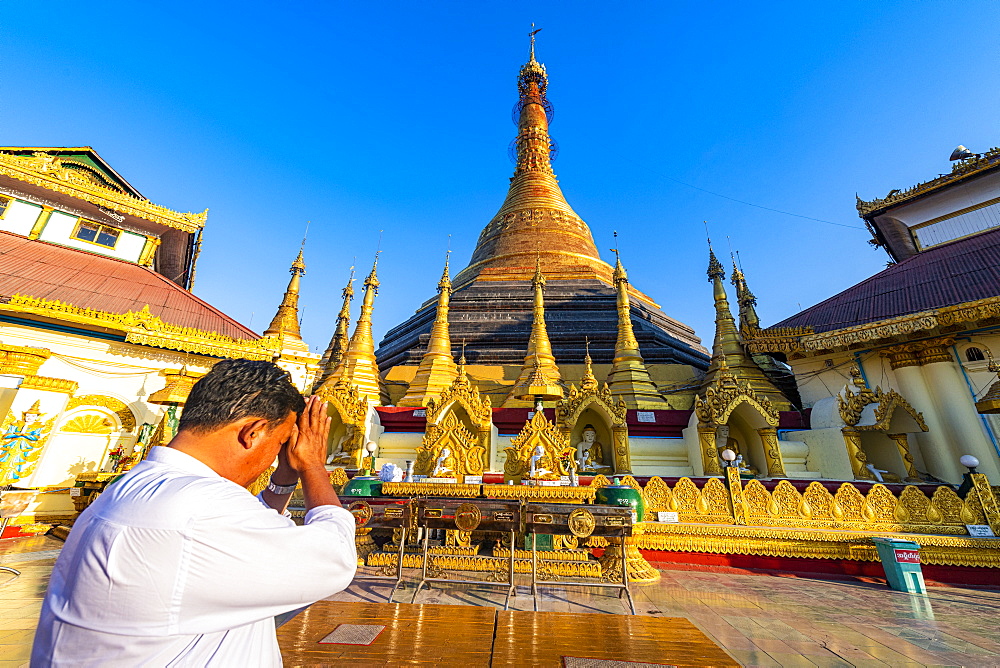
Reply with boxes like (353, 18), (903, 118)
(837, 366), (927, 432)
(0, 151), (207, 232)
(697, 425), (721, 475)
(857, 147), (1000, 216)
(637, 521), (1000, 568)
(694, 365), (779, 427)
(416, 368), (493, 476)
(61, 413), (114, 434)
(416, 412), (487, 477)
(454, 503), (482, 532)
(483, 483), (596, 503)
(969, 473), (1000, 533)
(380, 482), (482, 498)
(504, 410), (572, 479)
(3, 296), (280, 361)
(329, 468), (349, 493)
(314, 382), (369, 468)
(556, 381), (630, 473)
(0, 343), (50, 376)
(567, 508), (595, 538)
(348, 500), (373, 527)
(18, 375), (79, 394)
(66, 395), (137, 432)
(757, 427), (787, 477)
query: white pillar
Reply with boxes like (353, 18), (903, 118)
(921, 359), (1000, 483)
(890, 363), (965, 484)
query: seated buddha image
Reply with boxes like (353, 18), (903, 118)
(326, 431), (355, 466)
(575, 425), (611, 474)
(432, 446), (459, 478)
(726, 437), (758, 476)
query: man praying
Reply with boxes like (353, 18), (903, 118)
(32, 359), (357, 666)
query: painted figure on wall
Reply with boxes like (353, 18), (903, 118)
(0, 401), (46, 485)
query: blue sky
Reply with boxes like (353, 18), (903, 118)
(3, 1), (999, 354)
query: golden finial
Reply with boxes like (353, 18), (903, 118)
(581, 337), (598, 392)
(528, 23), (542, 61)
(610, 230), (627, 283)
(532, 248), (546, 288)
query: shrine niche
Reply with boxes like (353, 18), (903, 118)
(556, 382), (628, 474)
(415, 411), (487, 478)
(414, 368), (492, 478)
(315, 382), (369, 469)
(694, 362), (783, 477)
(504, 411), (574, 482)
(837, 365), (928, 482)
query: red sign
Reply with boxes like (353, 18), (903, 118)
(894, 549), (920, 564)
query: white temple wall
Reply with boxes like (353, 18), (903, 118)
(629, 437), (693, 477)
(0, 199), (42, 236)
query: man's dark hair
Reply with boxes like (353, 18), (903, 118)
(179, 359), (306, 434)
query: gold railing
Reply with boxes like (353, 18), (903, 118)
(618, 471), (1000, 536)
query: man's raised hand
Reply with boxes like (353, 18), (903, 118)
(287, 396), (332, 474)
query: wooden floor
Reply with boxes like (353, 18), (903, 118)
(277, 601), (737, 667)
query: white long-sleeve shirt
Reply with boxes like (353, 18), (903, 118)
(32, 446), (358, 667)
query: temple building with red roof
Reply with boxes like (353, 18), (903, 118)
(0, 147), (319, 532)
(742, 145), (1000, 485)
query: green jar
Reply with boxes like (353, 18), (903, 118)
(342, 475), (382, 497)
(595, 478), (646, 522)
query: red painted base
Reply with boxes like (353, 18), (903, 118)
(1, 525), (34, 539)
(590, 547), (1000, 588)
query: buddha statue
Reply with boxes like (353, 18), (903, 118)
(574, 425), (610, 474)
(528, 445), (552, 479)
(432, 447), (457, 478)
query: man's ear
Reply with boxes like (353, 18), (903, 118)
(236, 418), (271, 450)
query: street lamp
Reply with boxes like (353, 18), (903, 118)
(721, 449), (737, 468)
(956, 454), (980, 499)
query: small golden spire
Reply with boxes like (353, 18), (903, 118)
(314, 266), (355, 391)
(581, 337), (598, 392)
(321, 250), (383, 404)
(730, 252), (760, 331)
(263, 239), (308, 349)
(700, 242), (789, 409)
(605, 238), (668, 409)
(399, 249), (459, 406)
(506, 262), (562, 405)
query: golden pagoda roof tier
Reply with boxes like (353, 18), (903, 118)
(449, 43), (655, 307)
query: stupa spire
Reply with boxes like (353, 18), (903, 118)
(701, 243), (788, 406)
(321, 252), (382, 404)
(314, 267), (355, 391)
(399, 251), (459, 406)
(263, 241), (308, 352)
(506, 256), (563, 405)
(581, 337), (598, 392)
(605, 237), (669, 409)
(730, 254), (760, 331)
(452, 32), (649, 295)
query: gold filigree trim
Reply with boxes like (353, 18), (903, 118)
(3, 295), (279, 360)
(0, 152), (207, 232)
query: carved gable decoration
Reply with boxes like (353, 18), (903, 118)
(837, 372), (928, 433)
(67, 395), (137, 432)
(504, 410), (573, 478)
(694, 368), (778, 427)
(425, 372), (492, 430)
(556, 383), (626, 431)
(416, 411), (487, 476)
(315, 382), (369, 427)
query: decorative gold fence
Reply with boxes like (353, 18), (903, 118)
(621, 470), (1000, 537)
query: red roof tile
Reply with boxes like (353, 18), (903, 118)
(0, 231), (257, 340)
(774, 228), (1000, 333)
